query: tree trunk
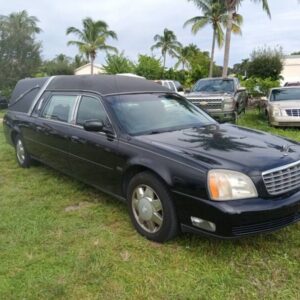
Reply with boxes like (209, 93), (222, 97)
(90, 54), (95, 75)
(209, 28), (216, 77)
(162, 52), (166, 78)
(222, 8), (234, 77)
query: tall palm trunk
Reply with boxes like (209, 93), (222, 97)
(90, 53), (95, 75)
(222, 8), (234, 77)
(162, 52), (166, 78)
(209, 28), (216, 78)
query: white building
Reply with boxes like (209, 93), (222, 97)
(74, 63), (105, 75)
(281, 55), (300, 84)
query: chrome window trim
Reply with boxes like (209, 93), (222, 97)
(36, 92), (117, 138)
(28, 76), (56, 115)
(262, 160), (300, 176)
(73, 93), (117, 137)
(40, 93), (79, 123)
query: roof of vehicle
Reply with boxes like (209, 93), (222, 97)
(46, 75), (169, 95)
(271, 86), (300, 91)
(8, 75), (171, 113)
(197, 77), (235, 81)
(284, 81), (300, 86)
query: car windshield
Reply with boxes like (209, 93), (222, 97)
(270, 88), (300, 101)
(192, 79), (234, 93)
(106, 93), (215, 135)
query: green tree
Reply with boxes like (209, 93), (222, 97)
(74, 54), (89, 68)
(184, 0), (242, 77)
(66, 18), (118, 75)
(247, 47), (283, 80)
(150, 28), (182, 75)
(188, 50), (211, 82)
(291, 51), (300, 55)
(40, 54), (75, 76)
(0, 10), (42, 95)
(134, 55), (163, 79)
(103, 52), (135, 74)
(222, 0), (271, 77)
(232, 58), (249, 77)
(175, 46), (192, 70)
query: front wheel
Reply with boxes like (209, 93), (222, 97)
(15, 135), (31, 168)
(127, 172), (178, 243)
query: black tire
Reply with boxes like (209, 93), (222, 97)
(15, 134), (31, 168)
(127, 171), (178, 243)
(233, 111), (238, 124)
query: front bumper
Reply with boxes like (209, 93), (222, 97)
(173, 190), (300, 238)
(207, 110), (235, 122)
(270, 115), (300, 127)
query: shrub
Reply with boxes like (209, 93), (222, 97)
(247, 47), (283, 80)
(241, 77), (280, 97)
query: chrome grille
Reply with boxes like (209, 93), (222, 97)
(262, 161), (300, 195)
(190, 98), (223, 110)
(286, 109), (300, 117)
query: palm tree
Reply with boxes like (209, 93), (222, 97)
(66, 18), (117, 75)
(151, 28), (182, 76)
(1, 10), (41, 36)
(184, 0), (242, 77)
(222, 0), (271, 77)
(175, 46), (191, 70)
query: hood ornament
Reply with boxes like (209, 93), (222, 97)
(281, 145), (294, 157)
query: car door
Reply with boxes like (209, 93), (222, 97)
(31, 93), (78, 172)
(67, 94), (121, 192)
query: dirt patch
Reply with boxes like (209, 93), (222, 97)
(64, 201), (94, 212)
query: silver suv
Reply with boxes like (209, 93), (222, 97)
(185, 77), (248, 122)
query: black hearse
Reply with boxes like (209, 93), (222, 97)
(3, 75), (300, 242)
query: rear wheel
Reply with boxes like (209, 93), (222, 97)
(127, 171), (178, 243)
(15, 135), (31, 168)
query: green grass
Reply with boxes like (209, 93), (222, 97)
(0, 109), (6, 119)
(238, 108), (300, 142)
(0, 109), (300, 299)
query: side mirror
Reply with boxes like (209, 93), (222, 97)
(177, 86), (184, 92)
(83, 120), (104, 132)
(237, 87), (246, 92)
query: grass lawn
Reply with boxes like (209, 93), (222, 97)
(0, 109), (300, 299)
(0, 109), (6, 119)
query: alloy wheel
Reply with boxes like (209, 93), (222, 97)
(131, 185), (163, 233)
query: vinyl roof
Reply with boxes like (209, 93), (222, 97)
(46, 75), (170, 95)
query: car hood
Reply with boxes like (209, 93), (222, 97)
(186, 92), (233, 98)
(270, 100), (300, 108)
(136, 124), (300, 176)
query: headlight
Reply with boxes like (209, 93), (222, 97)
(272, 106), (281, 117)
(223, 97), (234, 110)
(208, 169), (258, 201)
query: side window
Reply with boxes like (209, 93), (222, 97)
(168, 82), (176, 92)
(41, 94), (77, 123)
(76, 96), (107, 126)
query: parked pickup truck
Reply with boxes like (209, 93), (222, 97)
(185, 77), (248, 122)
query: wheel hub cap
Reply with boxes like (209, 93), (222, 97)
(132, 185), (163, 233)
(137, 198), (153, 221)
(16, 140), (25, 163)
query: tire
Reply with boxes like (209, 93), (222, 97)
(15, 134), (31, 168)
(233, 111), (238, 124)
(127, 171), (178, 243)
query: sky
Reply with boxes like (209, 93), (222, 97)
(1, 0), (300, 67)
